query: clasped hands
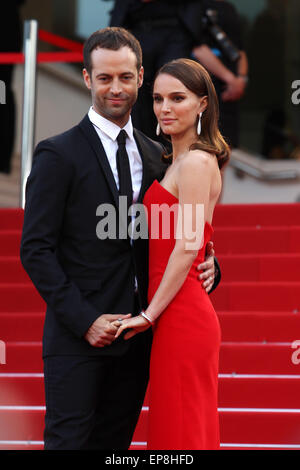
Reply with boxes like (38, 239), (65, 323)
(84, 241), (215, 347)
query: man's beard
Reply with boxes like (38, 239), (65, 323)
(96, 92), (138, 122)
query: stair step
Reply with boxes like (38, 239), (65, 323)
(0, 285), (45, 312)
(0, 407), (300, 446)
(212, 226), (300, 254)
(1, 253), (299, 285)
(132, 408), (300, 446)
(1, 311), (299, 343)
(218, 375), (300, 408)
(1, 374), (300, 409)
(1, 227), (300, 257)
(0, 313), (44, 341)
(0, 209), (24, 231)
(219, 443), (300, 450)
(218, 311), (300, 342)
(0, 375), (44, 406)
(0, 257), (31, 283)
(1, 282), (299, 314)
(213, 203), (300, 227)
(220, 343), (300, 375)
(1, 205), (299, 231)
(0, 343), (43, 373)
(218, 254), (300, 282)
(219, 409), (300, 446)
(0, 440), (297, 450)
(2, 342), (300, 375)
(210, 282), (300, 311)
(1, 205), (300, 231)
(0, 442), (44, 450)
(3, 282), (299, 314)
(5, 252), (299, 286)
(0, 231), (22, 257)
(0, 408), (45, 440)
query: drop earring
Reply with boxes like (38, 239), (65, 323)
(197, 112), (203, 136)
(156, 122), (160, 136)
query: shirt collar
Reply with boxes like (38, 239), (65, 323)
(88, 106), (134, 143)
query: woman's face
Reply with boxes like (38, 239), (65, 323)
(153, 73), (207, 137)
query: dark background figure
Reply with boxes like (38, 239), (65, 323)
(199, 0), (248, 148)
(109, 0), (246, 147)
(262, 109), (300, 160)
(0, 0), (25, 174)
(262, 109), (287, 160)
(247, 0), (288, 159)
(109, 0), (205, 143)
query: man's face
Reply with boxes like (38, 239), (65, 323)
(83, 46), (144, 127)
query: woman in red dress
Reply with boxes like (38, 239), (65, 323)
(115, 58), (230, 450)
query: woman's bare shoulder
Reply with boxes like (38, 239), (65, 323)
(180, 149), (216, 174)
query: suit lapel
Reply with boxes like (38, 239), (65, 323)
(133, 129), (163, 204)
(78, 117), (166, 208)
(78, 114), (119, 207)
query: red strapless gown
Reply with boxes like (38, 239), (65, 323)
(143, 180), (221, 450)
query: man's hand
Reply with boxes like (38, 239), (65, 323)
(84, 313), (132, 348)
(197, 241), (215, 293)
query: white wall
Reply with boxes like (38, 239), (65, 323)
(75, 0), (114, 39)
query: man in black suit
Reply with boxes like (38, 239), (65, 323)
(20, 27), (219, 450)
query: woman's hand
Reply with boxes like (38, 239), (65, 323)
(114, 315), (152, 340)
(197, 241), (215, 293)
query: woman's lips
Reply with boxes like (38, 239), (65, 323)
(162, 119), (176, 124)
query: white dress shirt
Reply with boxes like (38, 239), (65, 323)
(88, 107), (143, 292)
(88, 106), (143, 204)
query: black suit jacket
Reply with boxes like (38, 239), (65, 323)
(20, 115), (166, 357)
(20, 114), (220, 358)
(109, 0), (204, 45)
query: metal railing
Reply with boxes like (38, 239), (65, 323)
(230, 148), (300, 181)
(20, 19), (38, 209)
(18, 21), (83, 209)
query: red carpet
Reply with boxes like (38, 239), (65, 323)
(0, 203), (300, 450)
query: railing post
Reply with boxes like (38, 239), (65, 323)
(20, 20), (38, 209)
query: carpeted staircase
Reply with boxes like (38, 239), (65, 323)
(0, 204), (300, 450)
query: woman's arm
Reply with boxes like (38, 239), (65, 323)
(144, 153), (212, 322)
(115, 152), (213, 339)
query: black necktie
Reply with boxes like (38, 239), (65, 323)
(116, 130), (133, 238)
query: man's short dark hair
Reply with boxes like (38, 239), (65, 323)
(83, 27), (143, 75)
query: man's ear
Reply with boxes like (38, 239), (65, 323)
(138, 66), (144, 88)
(83, 68), (91, 90)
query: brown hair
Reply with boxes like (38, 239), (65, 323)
(155, 58), (230, 169)
(83, 27), (143, 76)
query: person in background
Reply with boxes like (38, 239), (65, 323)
(248, 0), (288, 159)
(0, 0), (25, 174)
(193, 0), (248, 149)
(109, 0), (246, 143)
